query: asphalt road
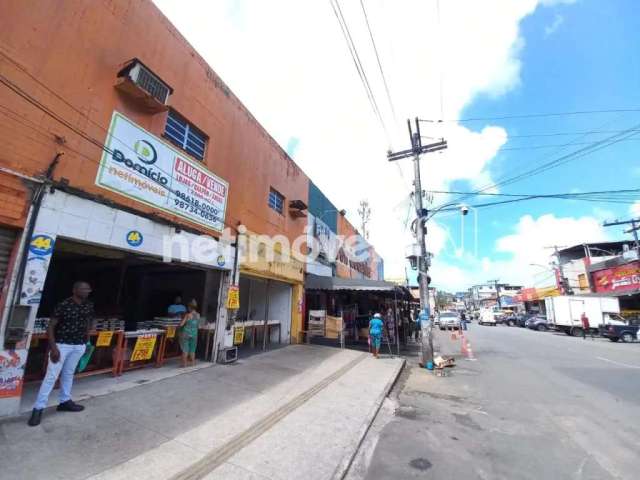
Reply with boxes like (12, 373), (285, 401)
(347, 323), (640, 480)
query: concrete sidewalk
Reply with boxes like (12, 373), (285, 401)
(0, 345), (403, 480)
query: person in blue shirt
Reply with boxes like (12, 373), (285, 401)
(369, 313), (384, 358)
(168, 296), (187, 317)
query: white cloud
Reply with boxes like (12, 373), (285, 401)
(544, 14), (564, 37)
(429, 213), (611, 291)
(152, 0), (577, 283)
(631, 202), (640, 217)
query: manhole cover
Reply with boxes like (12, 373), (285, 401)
(409, 458), (432, 471)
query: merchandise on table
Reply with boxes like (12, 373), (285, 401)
(93, 317), (125, 331)
(153, 317), (183, 328)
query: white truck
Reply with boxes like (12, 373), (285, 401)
(544, 295), (625, 336)
(479, 308), (497, 326)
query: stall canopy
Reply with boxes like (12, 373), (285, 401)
(305, 273), (406, 294)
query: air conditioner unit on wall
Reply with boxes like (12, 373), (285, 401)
(115, 58), (173, 112)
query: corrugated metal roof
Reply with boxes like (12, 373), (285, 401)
(305, 273), (398, 291)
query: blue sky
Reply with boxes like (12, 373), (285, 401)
(424, 0), (640, 289)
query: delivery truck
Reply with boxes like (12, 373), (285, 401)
(544, 295), (624, 336)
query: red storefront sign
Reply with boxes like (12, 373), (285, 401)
(592, 261), (640, 293)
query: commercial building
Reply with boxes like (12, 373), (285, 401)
(0, 0), (384, 416)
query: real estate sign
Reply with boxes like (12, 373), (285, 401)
(96, 111), (228, 233)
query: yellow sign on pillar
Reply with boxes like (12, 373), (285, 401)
(130, 335), (157, 362)
(96, 331), (114, 347)
(226, 285), (240, 309)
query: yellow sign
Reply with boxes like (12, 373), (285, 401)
(96, 331), (114, 347)
(130, 335), (157, 362)
(233, 326), (245, 345)
(166, 326), (176, 339)
(226, 285), (240, 309)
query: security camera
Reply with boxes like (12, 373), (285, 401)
(460, 205), (469, 216)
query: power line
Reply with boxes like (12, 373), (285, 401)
(359, 0), (396, 122)
(507, 128), (640, 139)
(419, 108), (640, 123)
(442, 122), (640, 209)
(330, 0), (389, 141)
(496, 136), (640, 152)
(427, 188), (640, 199)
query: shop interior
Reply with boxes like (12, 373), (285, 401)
(305, 288), (413, 348)
(236, 275), (292, 348)
(25, 238), (223, 381)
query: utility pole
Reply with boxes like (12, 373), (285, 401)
(545, 245), (572, 294)
(487, 279), (501, 308)
(603, 218), (640, 251)
(388, 117), (447, 366)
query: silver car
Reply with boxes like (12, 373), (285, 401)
(438, 312), (460, 330)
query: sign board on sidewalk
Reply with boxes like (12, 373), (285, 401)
(226, 285), (240, 309)
(96, 112), (229, 232)
(308, 310), (326, 337)
(233, 326), (245, 345)
(166, 326), (176, 339)
(130, 335), (157, 362)
(96, 331), (114, 347)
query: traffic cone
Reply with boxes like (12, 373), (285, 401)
(461, 334), (467, 355)
(465, 338), (476, 361)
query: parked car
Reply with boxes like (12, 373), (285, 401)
(525, 315), (549, 331)
(438, 312), (460, 331)
(599, 322), (639, 343)
(479, 308), (497, 326)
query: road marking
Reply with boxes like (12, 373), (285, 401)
(596, 356), (640, 369)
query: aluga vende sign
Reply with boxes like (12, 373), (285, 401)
(95, 111), (229, 232)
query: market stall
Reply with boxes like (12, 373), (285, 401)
(24, 237), (223, 383)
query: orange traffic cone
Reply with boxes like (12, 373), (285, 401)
(465, 338), (476, 361)
(461, 335), (468, 355)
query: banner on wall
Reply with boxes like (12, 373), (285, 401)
(20, 233), (56, 305)
(0, 350), (28, 399)
(95, 111), (229, 233)
(592, 261), (640, 293)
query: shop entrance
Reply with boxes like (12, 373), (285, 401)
(24, 238), (223, 384)
(236, 275), (292, 350)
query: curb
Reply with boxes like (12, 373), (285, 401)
(332, 357), (406, 480)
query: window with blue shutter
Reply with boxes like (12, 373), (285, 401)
(268, 188), (285, 214)
(164, 110), (207, 161)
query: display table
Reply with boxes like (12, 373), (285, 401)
(116, 329), (165, 375)
(237, 320), (281, 348)
(26, 330), (124, 381)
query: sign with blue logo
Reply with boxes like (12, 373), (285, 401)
(216, 255), (226, 267)
(126, 230), (143, 247)
(419, 309), (430, 325)
(29, 234), (55, 256)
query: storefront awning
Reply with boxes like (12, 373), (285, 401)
(305, 273), (399, 292)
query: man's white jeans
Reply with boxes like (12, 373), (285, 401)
(34, 343), (86, 410)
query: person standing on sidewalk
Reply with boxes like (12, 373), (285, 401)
(178, 299), (200, 367)
(460, 311), (468, 331)
(28, 281), (93, 427)
(581, 312), (594, 340)
(369, 313), (384, 358)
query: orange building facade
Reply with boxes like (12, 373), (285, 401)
(0, 0), (384, 416)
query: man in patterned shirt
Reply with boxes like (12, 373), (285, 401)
(28, 281), (93, 427)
